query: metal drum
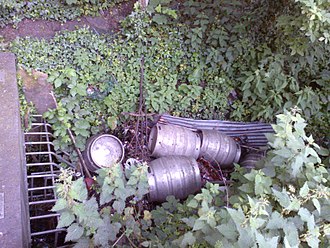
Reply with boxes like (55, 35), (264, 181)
(83, 134), (124, 172)
(240, 152), (265, 169)
(148, 156), (202, 202)
(199, 130), (241, 168)
(148, 123), (201, 159)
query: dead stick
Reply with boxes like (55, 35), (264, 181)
(138, 56), (144, 113)
(67, 129), (91, 178)
(121, 112), (155, 117)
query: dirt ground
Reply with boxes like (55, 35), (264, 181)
(0, 1), (134, 41)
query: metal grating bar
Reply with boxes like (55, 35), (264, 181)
(24, 115), (68, 247)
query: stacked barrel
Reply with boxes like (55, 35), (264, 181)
(147, 124), (242, 202)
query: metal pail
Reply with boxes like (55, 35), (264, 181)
(199, 130), (241, 168)
(239, 152), (265, 169)
(148, 124), (201, 159)
(148, 156), (202, 202)
(83, 134), (124, 172)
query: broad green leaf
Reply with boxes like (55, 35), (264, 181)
(227, 208), (245, 227)
(312, 199), (321, 214)
(283, 222), (299, 247)
(152, 14), (168, 25)
(292, 155), (304, 177)
(65, 223), (84, 242)
(266, 211), (285, 230)
(255, 232), (279, 248)
(299, 182), (309, 198)
(272, 188), (290, 208)
(69, 178), (88, 202)
(94, 216), (121, 245)
(306, 234), (320, 248)
(286, 198), (301, 212)
(51, 198), (68, 212)
(216, 220), (238, 240)
(298, 208), (311, 222)
(192, 219), (205, 231)
(100, 184), (115, 205)
(187, 199), (198, 208)
(73, 237), (90, 248)
(57, 210), (75, 228)
(180, 232), (196, 247)
(249, 217), (266, 229)
(113, 200), (125, 214)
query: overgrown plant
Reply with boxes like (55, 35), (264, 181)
(53, 110), (329, 247)
(52, 159), (149, 247)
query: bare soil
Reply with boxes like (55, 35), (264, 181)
(0, 1), (134, 41)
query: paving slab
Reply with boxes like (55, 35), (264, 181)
(0, 53), (30, 247)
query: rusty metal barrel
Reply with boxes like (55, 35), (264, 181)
(147, 156), (202, 202)
(83, 134), (124, 172)
(148, 123), (201, 159)
(199, 130), (241, 168)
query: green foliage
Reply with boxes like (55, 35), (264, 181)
(53, 110), (329, 247)
(145, 110), (329, 247)
(53, 160), (149, 247)
(0, 0), (128, 27)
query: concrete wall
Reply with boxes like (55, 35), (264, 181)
(0, 53), (30, 247)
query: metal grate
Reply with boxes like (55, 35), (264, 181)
(24, 115), (68, 247)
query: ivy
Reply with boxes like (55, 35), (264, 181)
(0, 0), (128, 28)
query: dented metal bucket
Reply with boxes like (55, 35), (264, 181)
(200, 130), (241, 168)
(148, 156), (202, 202)
(148, 123), (201, 159)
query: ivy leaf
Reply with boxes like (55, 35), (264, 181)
(75, 83), (87, 96)
(141, 241), (151, 247)
(153, 14), (168, 25)
(57, 210), (75, 228)
(180, 231), (196, 247)
(65, 223), (84, 242)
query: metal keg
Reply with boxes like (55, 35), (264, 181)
(240, 152), (265, 169)
(148, 156), (202, 202)
(148, 123), (201, 159)
(199, 130), (241, 168)
(83, 134), (124, 172)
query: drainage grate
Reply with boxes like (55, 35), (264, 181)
(24, 115), (69, 247)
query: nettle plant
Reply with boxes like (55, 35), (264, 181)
(52, 159), (149, 247)
(53, 110), (330, 247)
